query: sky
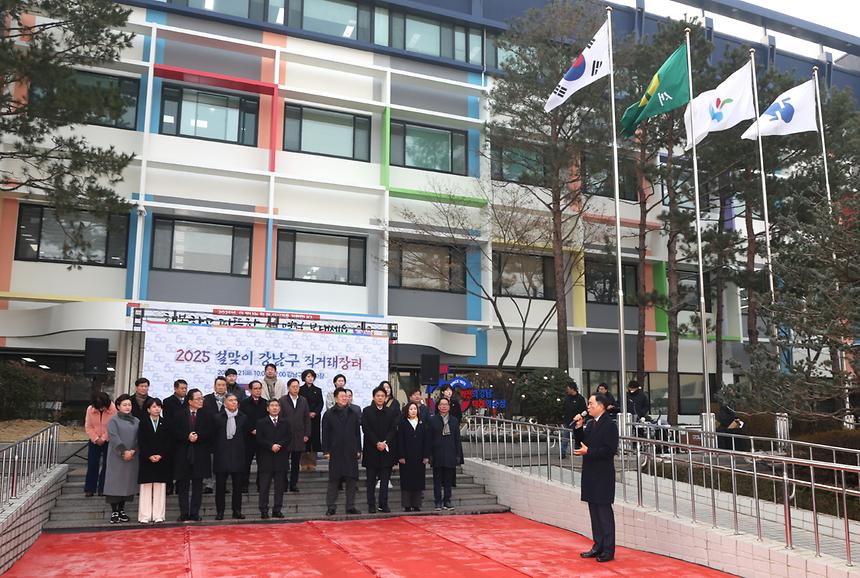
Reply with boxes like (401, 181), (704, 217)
(610, 0), (859, 59)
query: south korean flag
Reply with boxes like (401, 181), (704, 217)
(544, 21), (611, 113)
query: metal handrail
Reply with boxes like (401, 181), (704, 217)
(466, 416), (859, 567)
(0, 423), (61, 511)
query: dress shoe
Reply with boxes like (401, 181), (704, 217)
(215, 512), (224, 521)
(189, 515), (203, 522)
(325, 507), (336, 516)
(346, 508), (361, 515)
(378, 506), (391, 513)
(177, 514), (188, 522)
(272, 511), (284, 518)
(596, 554), (614, 563)
(84, 491), (94, 497)
(580, 549), (601, 559)
(404, 507), (413, 512)
(260, 511), (270, 519)
(289, 487), (299, 493)
(154, 519), (164, 524)
(232, 512), (245, 520)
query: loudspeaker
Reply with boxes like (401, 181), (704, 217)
(84, 338), (109, 376)
(419, 354), (440, 385)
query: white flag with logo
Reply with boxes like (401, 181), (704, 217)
(544, 21), (611, 113)
(684, 61), (756, 149)
(741, 79), (817, 139)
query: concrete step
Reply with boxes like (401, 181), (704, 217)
(43, 503), (512, 532)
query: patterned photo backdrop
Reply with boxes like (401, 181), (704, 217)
(140, 316), (390, 410)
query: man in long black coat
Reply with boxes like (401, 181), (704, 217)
(361, 385), (399, 513)
(323, 387), (361, 515)
(171, 388), (213, 522)
(256, 399), (291, 518)
(299, 369), (323, 471)
(573, 393), (619, 563)
(279, 379), (310, 492)
(239, 380), (268, 492)
(213, 394), (247, 520)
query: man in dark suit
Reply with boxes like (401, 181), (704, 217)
(130, 377), (155, 423)
(361, 385), (398, 513)
(573, 393), (619, 563)
(171, 388), (213, 522)
(278, 378), (310, 493)
(239, 380), (268, 493)
(224, 368), (247, 401)
(256, 399), (291, 518)
(323, 387), (362, 516)
(212, 394), (247, 520)
(203, 376), (228, 415)
(162, 379), (188, 424)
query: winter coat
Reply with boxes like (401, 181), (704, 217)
(103, 413), (140, 497)
(278, 394), (311, 453)
(137, 416), (173, 484)
(213, 411), (247, 473)
(322, 404), (361, 481)
(428, 414), (464, 469)
(397, 417), (431, 491)
(573, 414), (618, 504)
(361, 404), (399, 469)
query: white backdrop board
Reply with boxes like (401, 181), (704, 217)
(140, 309), (391, 410)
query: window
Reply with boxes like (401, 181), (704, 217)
(581, 153), (638, 201)
(188, 0), (249, 18)
(15, 204), (128, 267)
(493, 252), (555, 299)
(582, 370), (641, 400)
(160, 85), (258, 146)
(585, 259), (638, 306)
(678, 270), (712, 313)
(303, 0), (361, 39)
(284, 104), (370, 161)
(491, 143), (545, 184)
(389, 242), (465, 293)
(277, 230), (365, 285)
(385, 12), (481, 64)
(391, 121), (467, 175)
(152, 218), (251, 275)
(74, 71), (139, 130)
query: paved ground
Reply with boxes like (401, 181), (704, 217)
(7, 513), (732, 577)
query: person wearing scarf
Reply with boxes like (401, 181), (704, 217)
(213, 394), (247, 520)
(429, 397), (464, 511)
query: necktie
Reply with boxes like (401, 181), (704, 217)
(152, 419), (158, 432)
(191, 412), (197, 429)
(272, 418), (277, 426)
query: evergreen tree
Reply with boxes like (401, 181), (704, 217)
(1, 0), (134, 257)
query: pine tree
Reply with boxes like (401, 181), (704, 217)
(1, 0), (135, 256)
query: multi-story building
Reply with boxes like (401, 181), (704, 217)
(1, 0), (857, 420)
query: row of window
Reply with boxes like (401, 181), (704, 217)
(16, 205), (698, 305)
(160, 0), (499, 68)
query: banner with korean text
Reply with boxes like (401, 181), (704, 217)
(140, 309), (391, 410)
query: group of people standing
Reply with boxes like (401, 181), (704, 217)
(83, 367), (465, 524)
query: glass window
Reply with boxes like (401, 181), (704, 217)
(491, 143), (544, 184)
(582, 153), (638, 201)
(161, 85), (259, 146)
(374, 7), (389, 45)
(391, 12), (405, 50)
(678, 270), (712, 312)
(303, 0), (358, 39)
(74, 71), (139, 130)
(14, 205), (128, 267)
(585, 259), (638, 306)
(188, 0), (249, 18)
(389, 242), (465, 293)
(454, 26), (466, 61)
(468, 28), (482, 65)
(277, 230), (365, 285)
(405, 15), (441, 57)
(152, 218), (251, 275)
(391, 121), (467, 175)
(283, 104), (370, 161)
(493, 252), (555, 299)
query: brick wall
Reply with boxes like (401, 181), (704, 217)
(463, 459), (857, 578)
(0, 465), (68, 574)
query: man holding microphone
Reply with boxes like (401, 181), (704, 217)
(573, 393), (618, 563)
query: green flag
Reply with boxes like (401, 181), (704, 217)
(620, 44), (690, 137)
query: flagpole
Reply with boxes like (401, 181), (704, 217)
(812, 66), (853, 429)
(749, 49), (776, 304)
(684, 28), (712, 423)
(606, 7), (629, 431)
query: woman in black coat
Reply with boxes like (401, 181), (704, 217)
(397, 401), (431, 512)
(212, 394), (247, 519)
(429, 397), (463, 511)
(137, 398), (172, 523)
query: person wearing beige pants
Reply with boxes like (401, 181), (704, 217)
(137, 399), (172, 523)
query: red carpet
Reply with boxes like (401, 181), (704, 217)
(7, 513), (731, 577)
